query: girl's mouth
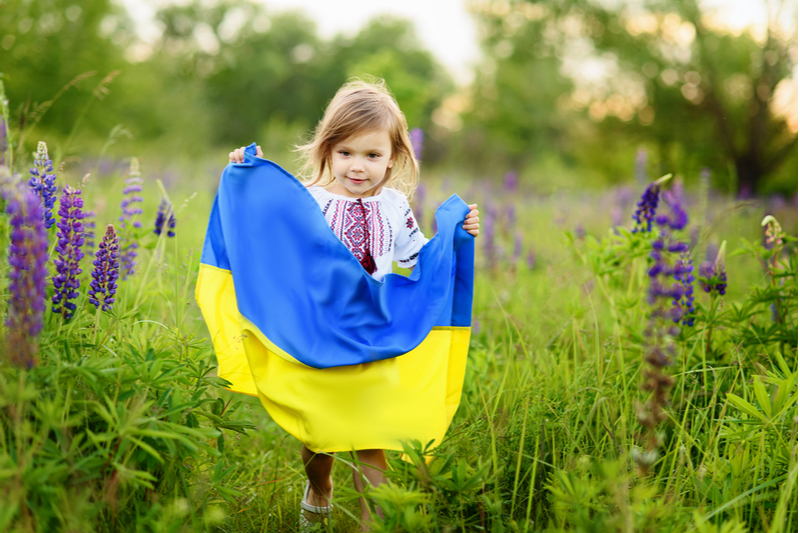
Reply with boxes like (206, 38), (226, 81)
(348, 177), (366, 184)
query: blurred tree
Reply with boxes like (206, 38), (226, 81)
(459, 7), (575, 171)
(153, 2), (451, 156)
(0, 0), (132, 149)
(467, 0), (798, 194)
(332, 16), (453, 133)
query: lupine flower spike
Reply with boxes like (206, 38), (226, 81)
(154, 199), (176, 237)
(119, 157), (144, 279)
(88, 225), (120, 311)
(635, 175), (686, 474)
(762, 215), (783, 248)
(673, 250), (696, 326)
(3, 175), (49, 368)
(699, 241), (727, 296)
(28, 141), (58, 229)
(632, 174), (672, 233)
(52, 186), (85, 320)
(84, 210), (96, 250)
(0, 117), (6, 165)
(503, 171), (518, 193)
(409, 127), (423, 162)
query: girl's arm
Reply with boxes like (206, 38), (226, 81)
(228, 145), (264, 163)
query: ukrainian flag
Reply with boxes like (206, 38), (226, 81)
(195, 144), (474, 453)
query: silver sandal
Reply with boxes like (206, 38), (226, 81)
(299, 479), (333, 530)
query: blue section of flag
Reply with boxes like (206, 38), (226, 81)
(199, 143), (474, 369)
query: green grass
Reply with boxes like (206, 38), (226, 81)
(0, 159), (796, 533)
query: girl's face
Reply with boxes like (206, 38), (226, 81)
(327, 129), (394, 198)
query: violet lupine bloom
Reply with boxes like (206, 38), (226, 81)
(28, 141), (58, 229)
(503, 171), (518, 193)
(632, 182), (660, 233)
(3, 180), (49, 368)
(655, 190), (688, 231)
(699, 257), (727, 296)
(698, 262), (727, 295)
(88, 225), (120, 312)
(52, 186), (85, 320)
(119, 157), (144, 279)
(414, 182), (426, 232)
(526, 248), (536, 270)
(0, 117), (6, 165)
(507, 203), (516, 229)
(84, 210), (96, 250)
(409, 128), (423, 161)
(511, 231), (523, 265)
(153, 199), (176, 237)
(673, 250), (696, 326)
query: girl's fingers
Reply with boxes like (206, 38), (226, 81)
(256, 145), (264, 158)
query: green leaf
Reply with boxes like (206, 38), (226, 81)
(725, 393), (767, 422)
(128, 436), (164, 464)
(772, 380), (791, 416)
(752, 375), (772, 418)
(774, 351), (791, 377)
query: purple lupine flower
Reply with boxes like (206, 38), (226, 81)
(52, 186), (85, 320)
(698, 261), (727, 296)
(762, 215), (783, 248)
(511, 231), (523, 265)
(656, 190), (688, 231)
(673, 250), (695, 326)
(0, 117), (6, 165)
(632, 183), (660, 233)
(526, 248), (536, 270)
(503, 171), (518, 193)
(84, 210), (96, 250)
(409, 128), (423, 161)
(28, 141), (58, 229)
(119, 157), (143, 279)
(88, 225), (120, 312)
(575, 224), (586, 239)
(507, 203), (516, 229)
(414, 183), (426, 232)
(3, 177), (49, 368)
(153, 200), (176, 237)
(611, 206), (623, 228)
(699, 242), (727, 296)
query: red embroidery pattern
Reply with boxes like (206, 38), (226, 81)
(324, 198), (391, 264)
(406, 216), (414, 229)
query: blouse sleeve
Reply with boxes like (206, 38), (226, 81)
(391, 192), (427, 268)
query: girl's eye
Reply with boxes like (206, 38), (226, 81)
(339, 151), (350, 156)
(368, 153), (379, 158)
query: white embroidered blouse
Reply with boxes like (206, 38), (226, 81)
(307, 186), (428, 280)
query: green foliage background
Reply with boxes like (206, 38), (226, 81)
(1, 0), (797, 194)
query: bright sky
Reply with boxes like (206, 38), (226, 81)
(121, 0), (791, 86)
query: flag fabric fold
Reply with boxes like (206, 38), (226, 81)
(196, 143), (474, 452)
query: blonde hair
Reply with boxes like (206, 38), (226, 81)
(296, 78), (419, 199)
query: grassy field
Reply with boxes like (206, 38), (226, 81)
(0, 148), (797, 532)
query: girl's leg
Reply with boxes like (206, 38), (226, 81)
(352, 449), (387, 529)
(301, 445), (334, 509)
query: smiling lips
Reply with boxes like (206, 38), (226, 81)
(349, 177), (367, 184)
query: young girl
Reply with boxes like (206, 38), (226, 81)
(218, 79), (479, 530)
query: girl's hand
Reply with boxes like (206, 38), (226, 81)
(228, 145), (263, 163)
(463, 204), (480, 237)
